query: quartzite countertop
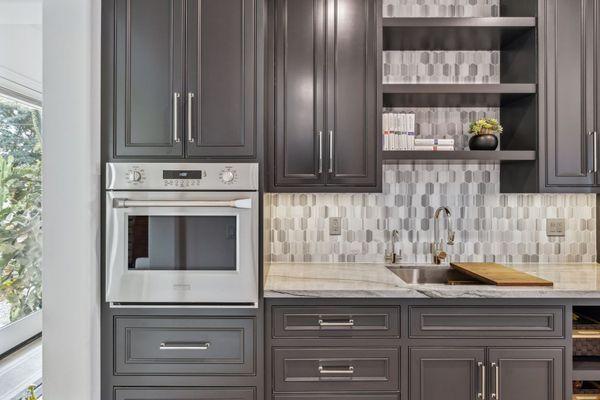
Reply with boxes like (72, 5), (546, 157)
(264, 262), (600, 298)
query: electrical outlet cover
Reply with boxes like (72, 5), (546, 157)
(329, 217), (341, 235)
(546, 218), (565, 237)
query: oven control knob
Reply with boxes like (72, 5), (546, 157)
(221, 170), (235, 183)
(127, 170), (142, 183)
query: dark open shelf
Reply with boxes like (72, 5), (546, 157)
(383, 17), (536, 50)
(383, 150), (536, 163)
(383, 83), (536, 106)
(573, 359), (600, 381)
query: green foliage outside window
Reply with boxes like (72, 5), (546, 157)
(0, 96), (42, 323)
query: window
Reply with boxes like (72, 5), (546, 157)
(0, 94), (42, 355)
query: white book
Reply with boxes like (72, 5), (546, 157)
(399, 112), (407, 150)
(413, 145), (455, 151)
(382, 113), (389, 150)
(414, 138), (455, 146)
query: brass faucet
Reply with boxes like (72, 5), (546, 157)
(431, 206), (455, 264)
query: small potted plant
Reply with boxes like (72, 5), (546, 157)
(468, 117), (502, 150)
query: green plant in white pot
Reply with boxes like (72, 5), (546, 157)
(468, 118), (503, 150)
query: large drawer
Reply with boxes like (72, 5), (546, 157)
(272, 348), (399, 392)
(272, 306), (400, 338)
(274, 395), (400, 400)
(114, 316), (255, 375)
(409, 306), (564, 338)
(114, 387), (255, 400)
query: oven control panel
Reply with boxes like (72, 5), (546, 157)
(106, 163), (258, 191)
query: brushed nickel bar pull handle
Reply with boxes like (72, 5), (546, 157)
(589, 131), (597, 173)
(318, 319), (355, 327)
(318, 131), (323, 174)
(594, 131), (598, 173)
(573, 396), (600, 400)
(160, 342), (210, 350)
(477, 362), (486, 400)
(173, 92), (181, 143)
(328, 130), (334, 173)
(187, 92), (195, 143)
(113, 198), (252, 209)
(491, 362), (499, 400)
(318, 365), (355, 375)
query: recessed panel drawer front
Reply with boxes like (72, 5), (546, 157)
(114, 317), (255, 375)
(114, 387), (255, 400)
(273, 348), (399, 392)
(273, 395), (400, 400)
(272, 306), (400, 338)
(409, 306), (564, 338)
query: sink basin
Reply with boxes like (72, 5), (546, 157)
(386, 264), (478, 285)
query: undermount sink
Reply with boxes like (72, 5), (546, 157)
(386, 264), (478, 285)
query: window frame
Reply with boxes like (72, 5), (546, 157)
(0, 89), (43, 357)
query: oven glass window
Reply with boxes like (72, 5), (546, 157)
(127, 216), (237, 270)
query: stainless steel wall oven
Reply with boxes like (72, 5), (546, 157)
(105, 163), (259, 307)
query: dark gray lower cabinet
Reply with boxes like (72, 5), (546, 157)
(266, 300), (570, 400)
(114, 316), (255, 375)
(114, 387), (255, 400)
(272, 347), (399, 392)
(409, 348), (485, 400)
(273, 395), (400, 400)
(488, 348), (563, 400)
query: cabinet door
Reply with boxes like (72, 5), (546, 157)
(409, 348), (485, 400)
(273, 0), (326, 187)
(488, 348), (563, 400)
(325, 0), (379, 188)
(186, 0), (256, 158)
(543, 0), (596, 187)
(113, 0), (185, 158)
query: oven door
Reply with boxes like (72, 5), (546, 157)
(106, 191), (258, 306)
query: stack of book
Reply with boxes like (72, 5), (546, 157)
(413, 138), (454, 151)
(382, 112), (416, 150)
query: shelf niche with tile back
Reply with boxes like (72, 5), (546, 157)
(381, 0), (539, 192)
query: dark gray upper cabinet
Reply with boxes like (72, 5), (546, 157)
(409, 348), (485, 400)
(113, 0), (185, 158)
(487, 348), (563, 400)
(541, 0), (598, 189)
(269, 0), (381, 192)
(324, 0), (379, 187)
(109, 0), (257, 159)
(185, 0), (256, 158)
(272, 0), (326, 187)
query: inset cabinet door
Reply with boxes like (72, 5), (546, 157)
(113, 0), (185, 158)
(273, 0), (327, 187)
(325, 0), (379, 188)
(185, 0), (256, 158)
(487, 348), (563, 400)
(542, 0), (596, 187)
(409, 348), (485, 400)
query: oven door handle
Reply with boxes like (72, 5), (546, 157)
(112, 198), (252, 209)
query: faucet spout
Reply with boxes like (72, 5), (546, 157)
(432, 206), (455, 264)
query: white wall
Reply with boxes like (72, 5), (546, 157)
(0, 0), (42, 101)
(42, 0), (101, 398)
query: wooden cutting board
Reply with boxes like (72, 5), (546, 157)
(450, 262), (553, 287)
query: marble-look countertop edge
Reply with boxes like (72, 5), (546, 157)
(263, 262), (600, 299)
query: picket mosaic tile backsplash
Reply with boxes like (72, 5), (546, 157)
(265, 164), (597, 264)
(263, 0), (596, 265)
